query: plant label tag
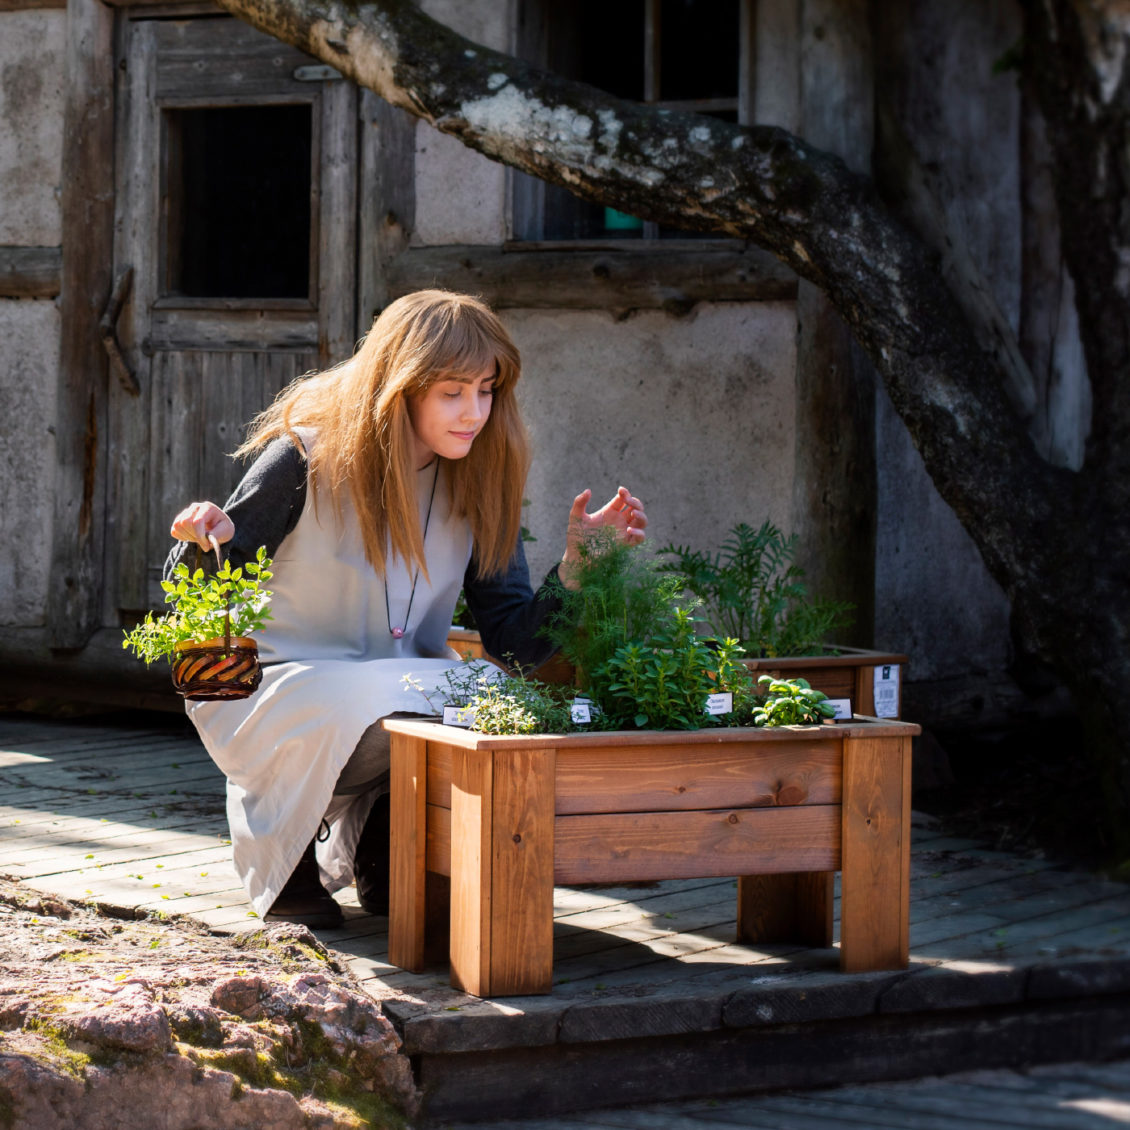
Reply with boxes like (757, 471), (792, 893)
(827, 698), (853, 720)
(705, 692), (733, 716)
(570, 702), (592, 724)
(873, 664), (900, 718)
(442, 704), (476, 728)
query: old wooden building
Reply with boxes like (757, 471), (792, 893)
(0, 0), (1089, 732)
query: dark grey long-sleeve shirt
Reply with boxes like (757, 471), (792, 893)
(165, 438), (564, 671)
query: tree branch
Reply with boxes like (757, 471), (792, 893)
(215, 0), (1071, 599)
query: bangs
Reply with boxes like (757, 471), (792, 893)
(405, 295), (520, 393)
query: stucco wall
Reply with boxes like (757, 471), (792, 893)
(504, 303), (797, 588)
(0, 9), (65, 627)
(0, 10), (65, 244)
(0, 299), (59, 625)
(413, 0), (508, 245)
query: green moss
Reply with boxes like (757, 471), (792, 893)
(183, 1016), (410, 1126)
(22, 1019), (93, 1081)
(317, 1083), (407, 1129)
(187, 1047), (288, 1093)
(234, 930), (330, 968)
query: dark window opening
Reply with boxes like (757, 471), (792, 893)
(660, 0), (739, 103)
(165, 104), (312, 298)
(527, 0), (741, 241)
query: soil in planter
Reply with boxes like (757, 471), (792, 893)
(914, 714), (1115, 874)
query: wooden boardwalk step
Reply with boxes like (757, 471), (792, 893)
(3, 712), (1130, 1124)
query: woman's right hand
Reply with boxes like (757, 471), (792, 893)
(169, 502), (234, 549)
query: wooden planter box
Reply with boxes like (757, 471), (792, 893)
(446, 629), (908, 718)
(384, 715), (919, 998)
(744, 647), (909, 719)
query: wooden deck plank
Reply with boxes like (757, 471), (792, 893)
(763, 1080), (1122, 1130)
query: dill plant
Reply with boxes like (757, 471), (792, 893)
(543, 531), (685, 687)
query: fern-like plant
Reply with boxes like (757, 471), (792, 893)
(658, 521), (854, 658)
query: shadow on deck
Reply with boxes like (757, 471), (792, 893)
(2, 710), (1129, 1123)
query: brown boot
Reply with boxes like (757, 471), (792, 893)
(264, 838), (343, 929)
(353, 793), (390, 916)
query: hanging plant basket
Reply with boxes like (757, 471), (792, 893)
(171, 634), (262, 701)
(123, 538), (272, 702)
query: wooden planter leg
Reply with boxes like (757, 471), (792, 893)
(449, 746), (556, 996)
(737, 872), (834, 948)
(388, 733), (428, 973)
(839, 734), (912, 971)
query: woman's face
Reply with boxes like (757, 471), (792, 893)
(407, 366), (495, 468)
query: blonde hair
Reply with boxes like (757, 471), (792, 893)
(238, 290), (528, 579)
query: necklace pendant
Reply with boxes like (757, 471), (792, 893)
(391, 627), (405, 639)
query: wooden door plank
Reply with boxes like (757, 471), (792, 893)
(48, 0), (116, 646)
(840, 734), (911, 970)
(388, 733), (428, 973)
(318, 78), (357, 362)
(488, 746), (556, 995)
(357, 88), (416, 330)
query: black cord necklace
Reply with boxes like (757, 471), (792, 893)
(386, 458), (441, 639)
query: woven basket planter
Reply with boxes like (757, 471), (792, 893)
(171, 635), (262, 701)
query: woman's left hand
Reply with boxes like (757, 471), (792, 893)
(560, 486), (647, 588)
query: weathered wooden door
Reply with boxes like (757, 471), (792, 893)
(107, 15), (356, 614)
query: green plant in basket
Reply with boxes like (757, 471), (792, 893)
(658, 521), (854, 658)
(122, 547), (273, 666)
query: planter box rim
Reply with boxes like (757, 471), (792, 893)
(382, 715), (920, 750)
(742, 646), (908, 668)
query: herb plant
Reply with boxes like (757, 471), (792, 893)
(543, 531), (685, 687)
(658, 521), (854, 658)
(753, 675), (837, 726)
(405, 661), (605, 736)
(542, 533), (758, 731)
(122, 547), (273, 666)
(597, 609), (754, 730)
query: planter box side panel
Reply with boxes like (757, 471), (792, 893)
(554, 741), (842, 815)
(554, 806), (841, 884)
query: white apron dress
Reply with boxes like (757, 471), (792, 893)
(187, 443), (482, 917)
